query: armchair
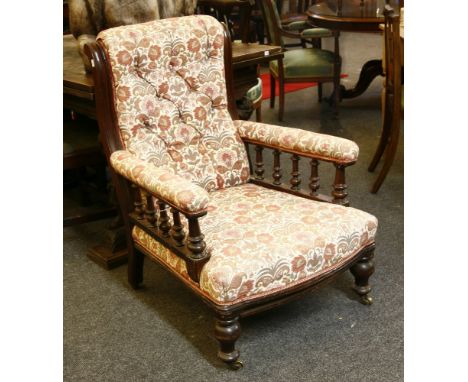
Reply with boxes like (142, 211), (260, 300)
(86, 15), (378, 369)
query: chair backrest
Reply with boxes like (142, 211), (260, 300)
(383, 2), (402, 116)
(95, 15), (250, 192)
(258, 0), (285, 48)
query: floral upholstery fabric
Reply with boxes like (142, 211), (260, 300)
(133, 183), (378, 305)
(110, 150), (209, 213)
(98, 16), (250, 191)
(234, 120), (359, 163)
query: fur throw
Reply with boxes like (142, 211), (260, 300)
(69, 0), (198, 72)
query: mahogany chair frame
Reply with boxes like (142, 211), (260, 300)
(368, 3), (402, 193)
(85, 24), (375, 369)
(259, 0), (341, 121)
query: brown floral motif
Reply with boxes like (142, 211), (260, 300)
(237, 280), (254, 298)
(116, 86), (131, 102)
(212, 34), (223, 49)
(158, 82), (169, 95)
(292, 255), (307, 273)
(193, 106), (207, 121)
(116, 50), (132, 66)
(158, 116), (171, 131)
(187, 38), (201, 53)
(148, 45), (161, 61)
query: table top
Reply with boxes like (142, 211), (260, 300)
(307, 0), (401, 31)
(232, 41), (283, 67)
(63, 35), (94, 98)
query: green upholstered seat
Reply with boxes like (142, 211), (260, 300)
(301, 27), (334, 39)
(245, 78), (263, 103)
(269, 48), (336, 79)
(285, 21), (334, 38)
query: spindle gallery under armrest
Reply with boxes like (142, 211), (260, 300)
(246, 142), (352, 206)
(127, 182), (210, 283)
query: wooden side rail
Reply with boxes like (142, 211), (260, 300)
(249, 142), (351, 206)
(127, 181), (210, 283)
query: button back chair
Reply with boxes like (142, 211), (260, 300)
(368, 2), (403, 193)
(86, 15), (378, 369)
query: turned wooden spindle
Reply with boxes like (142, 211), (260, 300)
(170, 208), (185, 247)
(187, 217), (206, 259)
(144, 194), (157, 227)
(131, 184), (144, 219)
(290, 154), (301, 190)
(157, 201), (171, 237)
(254, 145), (265, 180)
(272, 149), (282, 185)
(186, 216), (208, 282)
(309, 159), (320, 196)
(332, 164), (349, 206)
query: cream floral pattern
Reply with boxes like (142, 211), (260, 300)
(98, 15), (250, 191)
(110, 150), (209, 213)
(234, 120), (359, 163)
(133, 184), (378, 305)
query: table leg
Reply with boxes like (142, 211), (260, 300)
(340, 59), (384, 99)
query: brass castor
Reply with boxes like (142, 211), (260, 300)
(360, 294), (373, 305)
(229, 360), (244, 370)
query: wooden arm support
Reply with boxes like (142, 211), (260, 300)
(127, 179), (210, 283)
(248, 142), (351, 206)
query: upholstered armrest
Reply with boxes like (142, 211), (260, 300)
(234, 120), (359, 164)
(110, 151), (209, 215)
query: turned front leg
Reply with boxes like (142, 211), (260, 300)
(350, 250), (375, 305)
(185, 216), (208, 283)
(214, 313), (242, 369)
(332, 164), (349, 206)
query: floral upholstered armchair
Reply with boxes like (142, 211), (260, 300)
(85, 15), (378, 369)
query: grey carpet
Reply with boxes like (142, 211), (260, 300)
(64, 32), (403, 381)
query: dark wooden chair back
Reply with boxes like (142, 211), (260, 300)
(383, 2), (402, 123)
(258, 0), (286, 47)
(367, 2), (402, 193)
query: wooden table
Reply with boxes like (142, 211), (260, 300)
(306, 0), (401, 99)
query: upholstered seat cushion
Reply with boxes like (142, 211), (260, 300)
(270, 48), (336, 79)
(133, 184), (377, 305)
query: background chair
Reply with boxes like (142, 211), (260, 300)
(258, 0), (340, 121)
(86, 15), (377, 369)
(275, 0), (319, 47)
(368, 2), (403, 193)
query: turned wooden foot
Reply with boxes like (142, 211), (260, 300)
(214, 313), (242, 369)
(128, 246), (144, 289)
(350, 251), (375, 305)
